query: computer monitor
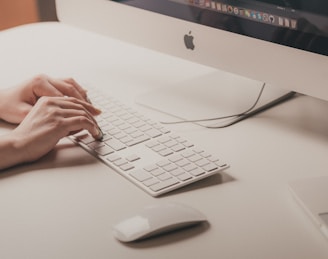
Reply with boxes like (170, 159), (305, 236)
(55, 0), (328, 127)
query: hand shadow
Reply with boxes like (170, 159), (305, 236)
(0, 139), (98, 179)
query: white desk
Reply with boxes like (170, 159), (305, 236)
(0, 22), (328, 259)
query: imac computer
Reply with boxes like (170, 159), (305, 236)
(55, 0), (328, 127)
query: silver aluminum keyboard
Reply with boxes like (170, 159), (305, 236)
(70, 90), (229, 196)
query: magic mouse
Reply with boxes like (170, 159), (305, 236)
(112, 202), (208, 242)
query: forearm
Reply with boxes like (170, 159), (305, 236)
(0, 133), (26, 170)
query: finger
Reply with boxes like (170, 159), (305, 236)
(48, 78), (86, 101)
(54, 99), (103, 139)
(63, 116), (101, 139)
(32, 75), (64, 98)
(40, 96), (103, 139)
(63, 78), (88, 100)
(68, 98), (103, 138)
(58, 107), (99, 128)
(56, 97), (102, 116)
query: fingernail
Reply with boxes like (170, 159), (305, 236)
(86, 97), (92, 104)
(94, 127), (104, 140)
(94, 107), (102, 114)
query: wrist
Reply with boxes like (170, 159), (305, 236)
(0, 133), (28, 170)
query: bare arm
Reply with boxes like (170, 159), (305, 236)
(0, 96), (101, 170)
(0, 75), (102, 170)
(0, 133), (25, 170)
(0, 74), (93, 124)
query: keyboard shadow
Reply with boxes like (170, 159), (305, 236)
(162, 170), (235, 197)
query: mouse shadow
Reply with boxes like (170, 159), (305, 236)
(161, 171), (235, 197)
(118, 221), (211, 248)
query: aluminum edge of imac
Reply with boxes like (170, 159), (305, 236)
(55, 0), (328, 122)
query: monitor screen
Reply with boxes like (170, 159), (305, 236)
(56, 0), (328, 118)
(114, 0), (328, 56)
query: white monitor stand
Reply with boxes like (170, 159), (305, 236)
(136, 69), (294, 128)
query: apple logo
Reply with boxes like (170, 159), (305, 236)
(184, 31), (195, 50)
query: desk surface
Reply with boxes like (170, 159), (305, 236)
(0, 22), (328, 259)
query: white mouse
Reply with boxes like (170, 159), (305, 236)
(112, 202), (208, 242)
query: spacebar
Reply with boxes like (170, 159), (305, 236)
(127, 135), (150, 146)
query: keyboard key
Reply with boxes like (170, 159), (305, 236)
(150, 168), (165, 176)
(144, 164), (158, 172)
(175, 159), (190, 167)
(158, 173), (172, 181)
(130, 170), (152, 182)
(88, 141), (105, 150)
(145, 128), (162, 138)
(157, 160), (170, 167)
(158, 149), (173, 157)
(143, 177), (160, 187)
(105, 138), (126, 151)
(164, 140), (178, 148)
(195, 158), (210, 167)
(183, 163), (197, 172)
(178, 173), (193, 181)
(188, 154), (202, 162)
(127, 134), (150, 146)
(76, 133), (96, 145)
(126, 154), (140, 162)
(130, 131), (144, 138)
(170, 167), (185, 176)
(114, 158), (128, 167)
(181, 150), (194, 158)
(152, 144), (166, 152)
(94, 145), (115, 156)
(146, 140), (159, 148)
(158, 136), (171, 143)
(190, 167), (205, 177)
(171, 144), (185, 152)
(162, 163), (178, 172)
(169, 155), (183, 163)
(150, 178), (180, 192)
(106, 154), (121, 162)
(120, 163), (135, 171)
(203, 163), (218, 172)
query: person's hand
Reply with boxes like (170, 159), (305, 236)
(1, 96), (102, 169)
(0, 74), (91, 124)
